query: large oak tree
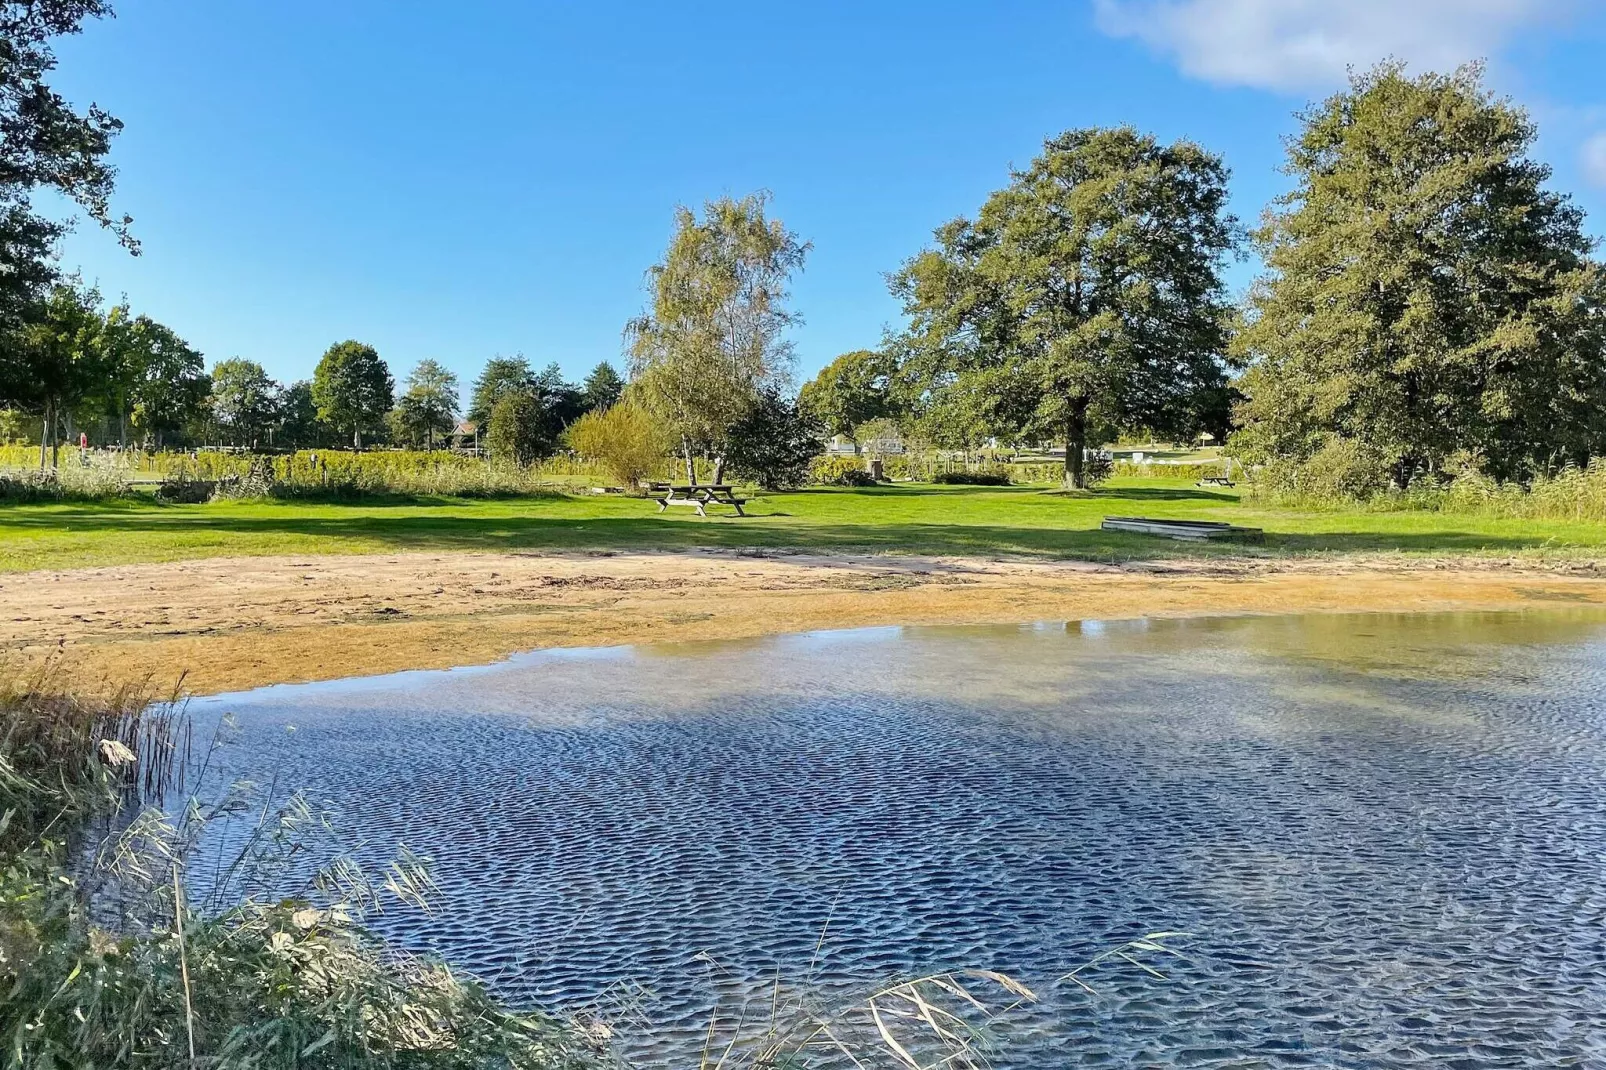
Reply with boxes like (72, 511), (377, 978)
(891, 127), (1236, 487)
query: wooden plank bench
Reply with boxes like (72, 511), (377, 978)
(650, 483), (747, 517)
(1101, 516), (1264, 543)
(1196, 474), (1235, 487)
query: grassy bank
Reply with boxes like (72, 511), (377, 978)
(4, 478), (1606, 573)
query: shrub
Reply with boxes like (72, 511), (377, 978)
(809, 455), (877, 487)
(0, 464), (131, 503)
(725, 387), (824, 489)
(487, 390), (557, 467)
(932, 469), (1010, 486)
(563, 400), (671, 489)
(1244, 437), (1394, 506)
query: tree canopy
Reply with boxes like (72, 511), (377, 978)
(891, 127), (1237, 486)
(120, 314), (208, 448)
(0, 281), (106, 466)
(467, 357), (536, 429)
(0, 1), (132, 333)
(209, 358), (278, 449)
(311, 340), (393, 449)
(627, 192), (809, 483)
(1231, 63), (1606, 489)
(581, 361), (625, 413)
(798, 349), (897, 450)
(392, 359), (459, 449)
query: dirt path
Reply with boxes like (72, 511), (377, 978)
(3, 548), (1604, 696)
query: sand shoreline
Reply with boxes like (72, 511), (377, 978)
(4, 547), (1604, 696)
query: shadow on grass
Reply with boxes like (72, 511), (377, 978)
(1, 502), (1591, 562)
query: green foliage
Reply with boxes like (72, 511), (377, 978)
(0, 0), (130, 338)
(117, 314), (209, 448)
(0, 409), (30, 444)
(724, 386), (824, 489)
(1246, 438), (1393, 503)
(809, 455), (877, 487)
(274, 380), (329, 449)
(580, 361), (625, 413)
(1231, 62), (1606, 488)
(208, 358), (278, 449)
(0, 281), (107, 462)
(533, 362), (586, 429)
(891, 127), (1236, 488)
(563, 399), (671, 488)
(392, 359), (460, 449)
(932, 469), (1010, 486)
(798, 349), (897, 446)
(486, 391), (556, 467)
(627, 193), (809, 477)
(468, 357), (537, 428)
(311, 341), (393, 449)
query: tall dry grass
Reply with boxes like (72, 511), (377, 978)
(0, 447), (631, 502)
(1246, 457), (1606, 521)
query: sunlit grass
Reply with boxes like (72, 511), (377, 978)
(3, 478), (1604, 573)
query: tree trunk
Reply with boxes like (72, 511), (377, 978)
(712, 455), (726, 485)
(1064, 398), (1089, 490)
(39, 398), (51, 471)
(682, 438), (695, 484)
(353, 427), (362, 451)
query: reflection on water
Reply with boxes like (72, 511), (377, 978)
(192, 610), (1606, 1067)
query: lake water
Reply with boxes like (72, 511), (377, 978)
(189, 610), (1606, 1068)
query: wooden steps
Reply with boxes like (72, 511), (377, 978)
(1101, 516), (1265, 543)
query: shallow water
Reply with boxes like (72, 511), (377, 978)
(190, 610), (1606, 1067)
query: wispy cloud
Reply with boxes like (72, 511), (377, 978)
(1584, 132), (1606, 188)
(1092, 0), (1570, 93)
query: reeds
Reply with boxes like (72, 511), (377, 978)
(679, 930), (1188, 1070)
(1246, 457), (1606, 521)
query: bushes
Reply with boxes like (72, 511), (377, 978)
(725, 387), (824, 489)
(0, 464), (133, 503)
(563, 401), (671, 488)
(1243, 451), (1606, 521)
(487, 391), (558, 467)
(809, 455), (877, 486)
(932, 469), (1010, 486)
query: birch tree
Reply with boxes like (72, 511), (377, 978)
(626, 193), (809, 483)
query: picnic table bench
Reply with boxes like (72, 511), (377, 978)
(1196, 474), (1235, 487)
(649, 482), (747, 517)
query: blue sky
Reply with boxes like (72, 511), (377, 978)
(49, 0), (1606, 392)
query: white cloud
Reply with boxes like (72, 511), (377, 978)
(1092, 0), (1570, 92)
(1584, 132), (1606, 188)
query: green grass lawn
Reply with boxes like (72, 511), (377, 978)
(2, 478), (1603, 573)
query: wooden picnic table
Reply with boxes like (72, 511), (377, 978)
(649, 482), (747, 517)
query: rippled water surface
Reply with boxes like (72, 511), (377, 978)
(192, 610), (1606, 1067)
